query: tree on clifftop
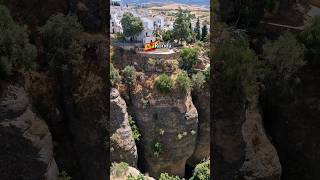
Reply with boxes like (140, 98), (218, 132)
(121, 12), (143, 39)
(195, 17), (201, 40)
(173, 8), (195, 43)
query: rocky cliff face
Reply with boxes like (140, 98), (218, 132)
(188, 86), (210, 166)
(131, 87), (198, 178)
(0, 81), (58, 180)
(213, 77), (281, 180)
(110, 88), (138, 167)
(262, 64), (320, 180)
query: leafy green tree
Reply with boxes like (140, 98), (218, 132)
(190, 161), (210, 180)
(195, 17), (201, 40)
(173, 8), (194, 43)
(110, 63), (121, 86)
(213, 38), (258, 98)
(201, 24), (208, 41)
(41, 13), (83, 70)
(299, 16), (320, 65)
(162, 30), (174, 42)
(121, 12), (143, 38)
(159, 173), (181, 180)
(176, 71), (192, 92)
(122, 65), (137, 85)
(0, 5), (37, 79)
(155, 74), (174, 93)
(263, 32), (305, 90)
(179, 47), (199, 72)
(192, 71), (206, 90)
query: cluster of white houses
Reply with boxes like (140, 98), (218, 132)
(110, 0), (209, 44)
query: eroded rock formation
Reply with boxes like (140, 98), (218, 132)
(130, 81), (198, 178)
(0, 82), (58, 180)
(110, 88), (138, 167)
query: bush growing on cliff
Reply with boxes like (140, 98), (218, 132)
(122, 65), (137, 85)
(152, 141), (163, 157)
(41, 13), (83, 70)
(0, 5), (37, 79)
(262, 32), (305, 89)
(179, 47), (199, 73)
(128, 173), (145, 180)
(299, 16), (320, 64)
(190, 161), (210, 180)
(128, 115), (141, 142)
(192, 71), (206, 90)
(111, 162), (129, 177)
(58, 171), (72, 180)
(110, 63), (121, 86)
(159, 173), (181, 180)
(213, 37), (258, 98)
(155, 74), (174, 93)
(176, 71), (192, 92)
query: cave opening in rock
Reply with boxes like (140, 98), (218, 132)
(185, 164), (194, 179)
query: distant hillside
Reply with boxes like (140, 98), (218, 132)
(122, 0), (210, 6)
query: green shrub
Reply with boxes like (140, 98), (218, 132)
(41, 13), (83, 70)
(213, 38), (258, 98)
(192, 71), (206, 90)
(128, 115), (141, 142)
(162, 30), (174, 42)
(152, 142), (163, 157)
(203, 66), (210, 82)
(190, 161), (210, 180)
(155, 74), (174, 93)
(263, 32), (305, 89)
(0, 5), (37, 79)
(111, 162), (129, 177)
(122, 65), (137, 85)
(58, 171), (72, 180)
(127, 174), (145, 180)
(176, 71), (192, 92)
(299, 16), (320, 64)
(159, 173), (181, 180)
(110, 63), (122, 86)
(179, 47), (199, 72)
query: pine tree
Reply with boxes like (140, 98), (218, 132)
(201, 24), (208, 41)
(195, 17), (201, 40)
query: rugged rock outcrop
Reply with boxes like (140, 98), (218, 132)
(110, 166), (155, 180)
(262, 64), (320, 180)
(213, 92), (281, 180)
(110, 88), (138, 167)
(0, 82), (58, 180)
(188, 86), (210, 166)
(130, 80), (198, 178)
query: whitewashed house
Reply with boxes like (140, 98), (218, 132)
(136, 17), (156, 44)
(110, 14), (123, 34)
(153, 15), (165, 30)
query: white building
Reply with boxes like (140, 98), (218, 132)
(110, 14), (123, 34)
(136, 17), (156, 44)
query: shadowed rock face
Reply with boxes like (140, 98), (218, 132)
(262, 64), (320, 180)
(0, 84), (58, 180)
(110, 88), (138, 167)
(131, 89), (198, 178)
(213, 89), (281, 180)
(188, 86), (210, 166)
